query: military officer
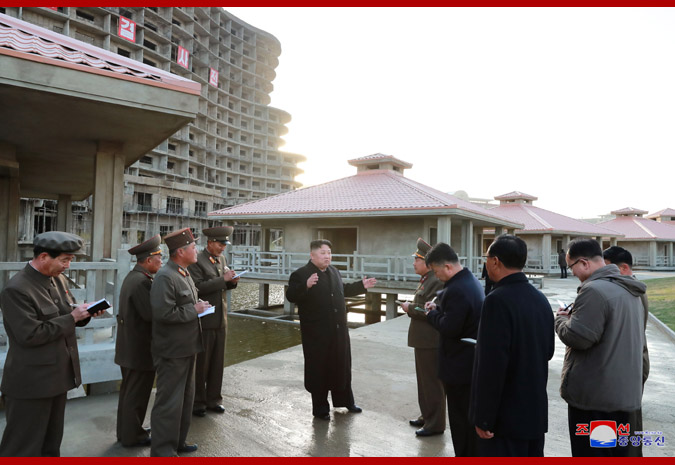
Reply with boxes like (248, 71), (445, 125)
(188, 226), (239, 417)
(115, 234), (162, 447)
(399, 238), (446, 437)
(149, 228), (209, 457)
(0, 231), (104, 457)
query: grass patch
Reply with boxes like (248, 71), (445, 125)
(643, 277), (675, 332)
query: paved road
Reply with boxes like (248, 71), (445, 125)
(1, 275), (673, 457)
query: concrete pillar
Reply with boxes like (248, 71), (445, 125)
(91, 142), (124, 260)
(57, 194), (73, 232)
(495, 226), (504, 238)
(385, 293), (398, 320)
(542, 234), (552, 273)
(365, 293), (382, 325)
(610, 237), (618, 247)
(460, 220), (469, 258)
(283, 285), (295, 317)
(668, 242), (674, 267)
(258, 283), (269, 309)
(0, 142), (20, 264)
(437, 216), (451, 244)
(649, 241), (657, 268)
(563, 235), (571, 251)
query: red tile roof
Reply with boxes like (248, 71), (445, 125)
(489, 203), (622, 236)
(0, 13), (200, 95)
(210, 169), (521, 226)
(647, 208), (675, 219)
(611, 207), (648, 216)
(494, 191), (538, 201)
(598, 216), (675, 241)
(348, 153), (413, 169)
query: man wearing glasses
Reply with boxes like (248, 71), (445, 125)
(469, 235), (554, 456)
(555, 239), (646, 457)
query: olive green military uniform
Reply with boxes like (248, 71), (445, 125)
(0, 232), (91, 457)
(188, 242), (237, 413)
(407, 239), (446, 433)
(114, 235), (161, 447)
(149, 230), (203, 457)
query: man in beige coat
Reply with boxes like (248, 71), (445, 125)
(399, 238), (446, 437)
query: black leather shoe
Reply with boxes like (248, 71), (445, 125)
(409, 419), (425, 427)
(313, 413), (330, 420)
(346, 405), (362, 413)
(207, 405), (225, 413)
(415, 428), (444, 437)
(192, 408), (206, 417)
(177, 443), (198, 453)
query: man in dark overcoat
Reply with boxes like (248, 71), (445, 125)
(469, 235), (555, 456)
(149, 228), (209, 456)
(0, 232), (103, 457)
(558, 249), (567, 278)
(399, 238), (445, 437)
(188, 226), (239, 417)
(286, 239), (376, 420)
(115, 234), (162, 447)
(425, 242), (483, 457)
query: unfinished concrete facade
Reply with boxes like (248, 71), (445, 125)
(1, 6), (304, 255)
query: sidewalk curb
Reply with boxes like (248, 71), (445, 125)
(648, 313), (675, 344)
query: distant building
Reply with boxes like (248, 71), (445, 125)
(598, 208), (675, 269)
(482, 192), (622, 274)
(646, 208), (675, 226)
(1, 6), (304, 252)
(210, 153), (523, 274)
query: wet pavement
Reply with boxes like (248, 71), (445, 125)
(1, 274), (673, 457)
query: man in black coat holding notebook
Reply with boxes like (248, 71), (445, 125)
(425, 242), (483, 456)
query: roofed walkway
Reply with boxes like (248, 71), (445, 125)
(1, 276), (673, 457)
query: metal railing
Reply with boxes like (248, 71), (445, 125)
(228, 248), (479, 281)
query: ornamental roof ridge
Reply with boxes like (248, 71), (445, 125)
(0, 13), (199, 93)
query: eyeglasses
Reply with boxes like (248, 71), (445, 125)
(567, 258), (587, 271)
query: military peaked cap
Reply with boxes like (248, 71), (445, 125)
(34, 231), (83, 254)
(163, 228), (196, 251)
(412, 237), (432, 259)
(202, 226), (234, 244)
(128, 234), (162, 260)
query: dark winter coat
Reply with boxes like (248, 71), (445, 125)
(426, 267), (484, 386)
(286, 261), (366, 393)
(469, 272), (555, 439)
(115, 264), (154, 371)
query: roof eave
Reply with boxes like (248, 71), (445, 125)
(209, 207), (524, 229)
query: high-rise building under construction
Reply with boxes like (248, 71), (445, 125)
(1, 6), (304, 250)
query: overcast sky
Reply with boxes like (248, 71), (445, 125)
(225, 7), (674, 219)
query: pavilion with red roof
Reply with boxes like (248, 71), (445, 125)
(210, 153), (523, 273)
(486, 191), (623, 274)
(210, 154), (524, 319)
(646, 208), (675, 226)
(598, 208), (675, 269)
